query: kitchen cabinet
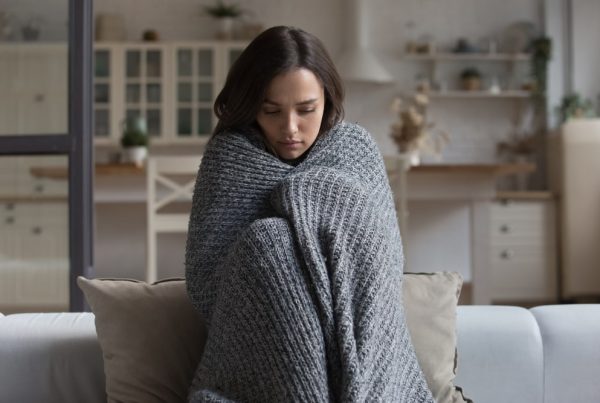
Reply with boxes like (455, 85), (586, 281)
(0, 201), (69, 312)
(553, 119), (600, 300)
(0, 44), (68, 135)
(489, 194), (558, 303)
(0, 155), (68, 313)
(93, 41), (247, 145)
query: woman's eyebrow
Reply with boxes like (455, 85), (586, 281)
(263, 98), (319, 106)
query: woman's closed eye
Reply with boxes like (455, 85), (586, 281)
(263, 109), (315, 115)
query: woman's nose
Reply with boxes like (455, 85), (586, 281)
(282, 113), (298, 134)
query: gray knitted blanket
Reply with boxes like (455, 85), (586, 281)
(185, 122), (434, 402)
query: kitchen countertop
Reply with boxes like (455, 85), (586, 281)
(30, 163), (144, 179)
(407, 162), (535, 176)
(31, 162), (536, 179)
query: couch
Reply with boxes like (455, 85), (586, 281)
(1, 304), (599, 403)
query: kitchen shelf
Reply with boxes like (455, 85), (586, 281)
(403, 52), (532, 62)
(408, 162), (536, 177)
(429, 90), (532, 99)
(495, 191), (555, 201)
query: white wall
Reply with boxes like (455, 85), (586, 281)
(571, 0), (600, 111)
(0, 0), (68, 41)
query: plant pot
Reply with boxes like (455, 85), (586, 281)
(122, 146), (147, 167)
(462, 77), (482, 91)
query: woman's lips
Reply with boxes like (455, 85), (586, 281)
(279, 141), (302, 149)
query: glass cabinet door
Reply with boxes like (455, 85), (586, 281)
(93, 48), (111, 138)
(175, 47), (214, 138)
(124, 47), (165, 139)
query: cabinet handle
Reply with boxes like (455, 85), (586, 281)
(5, 217), (14, 225)
(32, 226), (42, 235)
(34, 94), (46, 102)
(500, 249), (514, 260)
(34, 184), (45, 193)
(5, 203), (15, 211)
(500, 224), (511, 234)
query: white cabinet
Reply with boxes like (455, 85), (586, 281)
(93, 41), (247, 145)
(0, 155), (68, 313)
(489, 197), (558, 302)
(0, 201), (69, 312)
(554, 119), (600, 300)
(0, 44), (68, 135)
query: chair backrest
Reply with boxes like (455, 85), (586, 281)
(384, 155), (411, 238)
(146, 155), (202, 283)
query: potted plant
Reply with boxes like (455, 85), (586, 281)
(460, 67), (482, 91)
(204, 1), (243, 40)
(121, 116), (149, 167)
(557, 93), (596, 123)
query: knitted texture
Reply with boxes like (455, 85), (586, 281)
(185, 122), (434, 402)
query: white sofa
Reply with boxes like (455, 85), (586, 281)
(1, 305), (599, 403)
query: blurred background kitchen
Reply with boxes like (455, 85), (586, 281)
(1, 0), (599, 312)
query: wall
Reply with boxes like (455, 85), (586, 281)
(0, 0), (68, 41)
(571, 0), (600, 112)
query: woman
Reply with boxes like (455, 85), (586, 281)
(185, 26), (433, 402)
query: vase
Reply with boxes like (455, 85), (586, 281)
(122, 146), (147, 167)
(218, 17), (234, 40)
(399, 149), (421, 167)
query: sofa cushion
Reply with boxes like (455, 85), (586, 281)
(77, 277), (207, 403)
(404, 272), (470, 403)
(531, 304), (600, 403)
(455, 306), (543, 403)
(0, 312), (105, 403)
(79, 272), (467, 403)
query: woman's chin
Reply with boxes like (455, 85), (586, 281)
(278, 149), (304, 160)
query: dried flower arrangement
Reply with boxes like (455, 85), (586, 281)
(390, 84), (449, 157)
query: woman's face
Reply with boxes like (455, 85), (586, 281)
(256, 68), (325, 160)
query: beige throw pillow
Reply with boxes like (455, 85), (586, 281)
(404, 272), (470, 403)
(79, 272), (468, 403)
(77, 277), (206, 403)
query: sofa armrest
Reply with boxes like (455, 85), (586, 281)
(0, 312), (106, 403)
(531, 304), (600, 403)
(455, 306), (544, 403)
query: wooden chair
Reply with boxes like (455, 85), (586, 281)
(146, 155), (202, 283)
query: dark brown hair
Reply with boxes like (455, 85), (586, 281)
(213, 26), (344, 136)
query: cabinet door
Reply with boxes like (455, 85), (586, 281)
(94, 47), (115, 141)
(174, 45), (217, 139)
(8, 203), (69, 309)
(489, 200), (557, 302)
(16, 46), (68, 135)
(0, 46), (68, 136)
(0, 48), (19, 135)
(123, 45), (169, 141)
